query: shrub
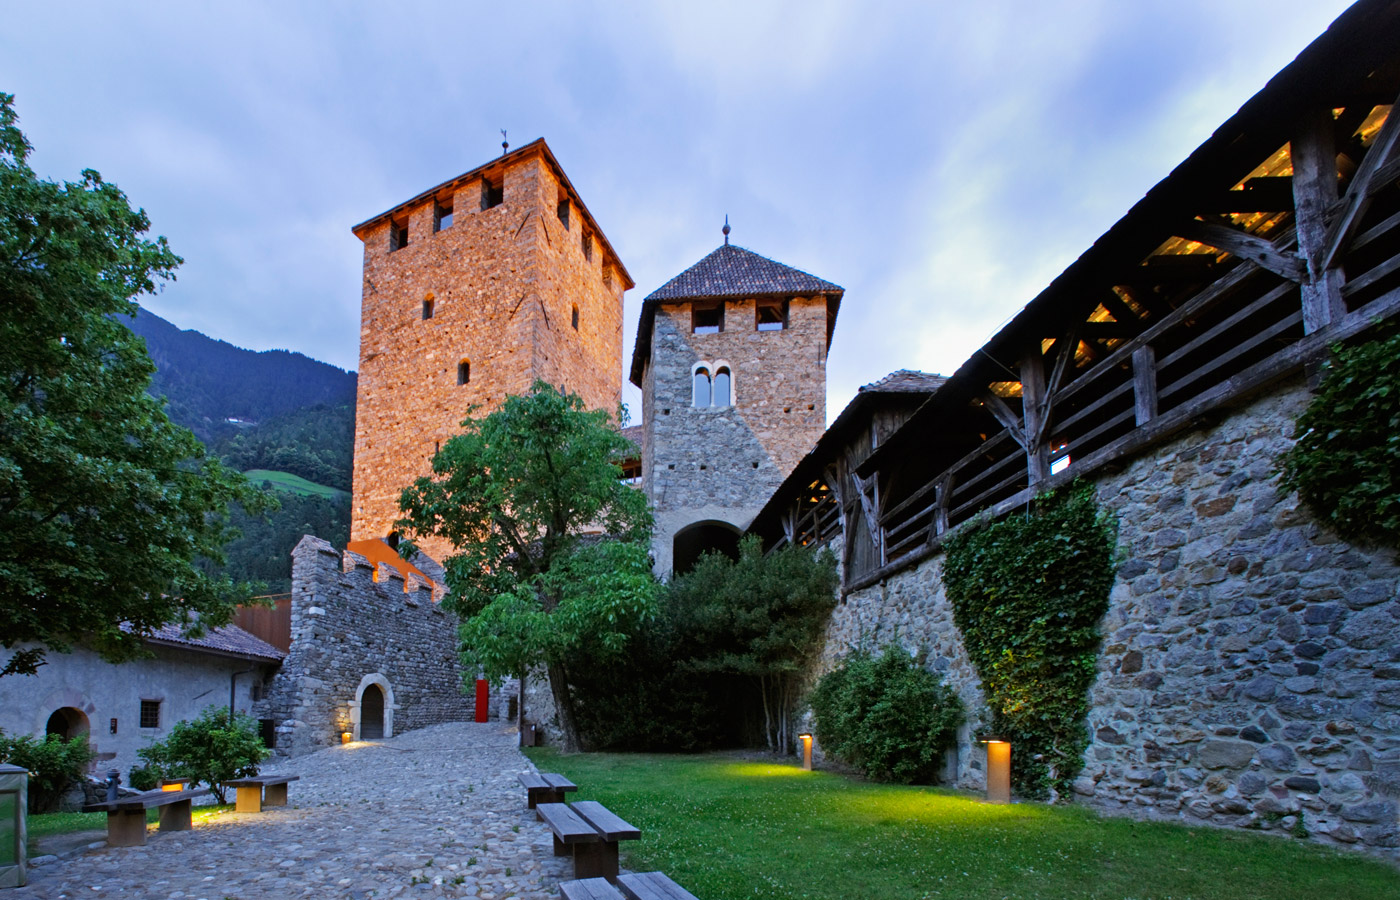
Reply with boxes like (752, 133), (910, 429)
(137, 706), (268, 802)
(0, 730), (96, 813)
(809, 645), (964, 784)
(1277, 324), (1400, 548)
(127, 764), (162, 792)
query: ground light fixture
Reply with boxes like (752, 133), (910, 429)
(161, 778), (190, 793)
(979, 735), (1011, 804)
(341, 731), (353, 744)
(0, 763), (26, 888)
(798, 733), (813, 771)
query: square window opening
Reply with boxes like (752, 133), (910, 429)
(581, 230), (593, 262)
(433, 198), (454, 232)
(139, 699), (161, 729)
(693, 303), (723, 334)
(757, 300), (787, 331)
(557, 197), (570, 229)
(389, 220), (409, 252)
(481, 177), (503, 210)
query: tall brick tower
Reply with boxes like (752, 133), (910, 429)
(350, 139), (633, 563)
(630, 234), (843, 575)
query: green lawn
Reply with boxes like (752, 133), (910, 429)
(243, 469), (346, 499)
(26, 804), (233, 854)
(525, 749), (1399, 900)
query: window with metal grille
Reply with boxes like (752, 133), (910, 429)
(139, 700), (160, 729)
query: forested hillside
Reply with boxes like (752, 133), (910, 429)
(125, 307), (357, 591)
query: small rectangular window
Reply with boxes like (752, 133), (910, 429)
(582, 230), (593, 262)
(422, 298), (434, 320)
(458, 360), (471, 385)
(433, 198), (453, 232)
(571, 304), (579, 330)
(481, 177), (503, 210)
(557, 198), (570, 229)
(693, 303), (723, 334)
(757, 300), (787, 331)
(389, 220), (409, 252)
(139, 699), (161, 729)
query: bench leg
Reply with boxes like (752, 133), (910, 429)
(107, 809), (147, 847)
(235, 784), (264, 813)
(527, 787), (543, 809)
(553, 835), (571, 857)
(572, 841), (619, 882)
(264, 783), (289, 807)
(158, 799), (193, 832)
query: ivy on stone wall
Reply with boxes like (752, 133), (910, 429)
(1277, 325), (1400, 548)
(943, 484), (1117, 800)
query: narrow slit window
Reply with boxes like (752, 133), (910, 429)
(481, 177), (503, 210)
(389, 219), (409, 252)
(557, 197), (570, 229)
(457, 359), (471, 385)
(433, 198), (454, 232)
(693, 303), (723, 334)
(693, 367), (712, 407)
(422, 297), (435, 320)
(713, 367), (732, 407)
(571, 304), (579, 330)
(581, 230), (593, 262)
(757, 300), (787, 331)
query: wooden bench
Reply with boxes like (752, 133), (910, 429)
(520, 771), (578, 808)
(537, 800), (640, 881)
(83, 787), (210, 847)
(224, 774), (300, 813)
(559, 872), (700, 900)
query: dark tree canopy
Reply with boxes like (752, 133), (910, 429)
(0, 93), (266, 677)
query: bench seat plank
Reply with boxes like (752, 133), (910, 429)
(521, 771), (579, 808)
(83, 787), (209, 812)
(225, 774), (299, 788)
(519, 773), (549, 790)
(544, 773), (578, 792)
(536, 803), (600, 844)
(570, 801), (641, 842)
(617, 872), (701, 900)
(559, 877), (626, 900)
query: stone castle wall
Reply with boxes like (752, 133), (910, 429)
(643, 297), (827, 573)
(815, 378), (1400, 856)
(255, 536), (474, 757)
(351, 150), (624, 563)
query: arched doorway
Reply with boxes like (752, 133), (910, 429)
(360, 684), (385, 740)
(45, 707), (89, 741)
(672, 520), (743, 576)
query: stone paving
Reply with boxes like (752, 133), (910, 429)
(18, 722), (574, 899)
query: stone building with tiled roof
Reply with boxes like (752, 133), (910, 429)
(629, 236), (845, 575)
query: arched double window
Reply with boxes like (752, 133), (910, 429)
(692, 362), (733, 408)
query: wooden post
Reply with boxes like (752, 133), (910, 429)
(1132, 345), (1158, 426)
(1292, 108), (1346, 333)
(932, 474), (953, 538)
(1020, 352), (1051, 486)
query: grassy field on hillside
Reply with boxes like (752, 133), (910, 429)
(525, 749), (1399, 900)
(243, 469), (346, 499)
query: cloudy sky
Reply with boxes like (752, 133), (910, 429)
(1, 1), (1356, 422)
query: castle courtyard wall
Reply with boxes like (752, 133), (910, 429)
(816, 378), (1400, 856)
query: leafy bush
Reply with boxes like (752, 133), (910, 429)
(137, 706), (268, 802)
(809, 645), (964, 783)
(0, 730), (96, 812)
(1277, 325), (1400, 547)
(943, 484), (1117, 799)
(127, 764), (161, 792)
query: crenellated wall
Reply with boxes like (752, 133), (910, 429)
(813, 379), (1400, 856)
(255, 536), (473, 757)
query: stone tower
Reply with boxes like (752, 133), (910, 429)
(350, 139), (633, 563)
(630, 239), (843, 575)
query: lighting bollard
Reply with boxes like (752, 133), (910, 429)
(798, 733), (813, 771)
(979, 735), (1011, 804)
(0, 763), (27, 889)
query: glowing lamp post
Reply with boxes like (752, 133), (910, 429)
(0, 763), (27, 888)
(798, 733), (813, 771)
(979, 735), (1011, 804)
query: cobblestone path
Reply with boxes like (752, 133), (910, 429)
(17, 722), (574, 899)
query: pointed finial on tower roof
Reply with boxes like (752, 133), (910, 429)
(722, 214), (731, 245)
(501, 130), (509, 156)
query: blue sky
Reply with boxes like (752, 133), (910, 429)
(0, 1), (1356, 422)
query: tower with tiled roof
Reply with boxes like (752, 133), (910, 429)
(630, 236), (844, 575)
(349, 140), (633, 564)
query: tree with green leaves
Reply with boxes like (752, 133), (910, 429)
(396, 382), (657, 752)
(0, 93), (267, 677)
(136, 706), (269, 803)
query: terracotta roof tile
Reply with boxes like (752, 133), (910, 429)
(859, 370), (948, 394)
(139, 622), (286, 662)
(644, 243), (843, 302)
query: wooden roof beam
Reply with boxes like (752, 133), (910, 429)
(1175, 220), (1305, 282)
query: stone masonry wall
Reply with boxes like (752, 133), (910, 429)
(255, 536), (473, 757)
(643, 297), (827, 573)
(352, 149), (624, 564)
(813, 378), (1400, 856)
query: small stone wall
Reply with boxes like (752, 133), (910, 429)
(815, 379), (1400, 856)
(255, 536), (473, 757)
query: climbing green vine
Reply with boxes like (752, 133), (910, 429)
(943, 484), (1117, 800)
(1277, 324), (1400, 548)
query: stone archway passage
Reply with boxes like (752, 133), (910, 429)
(46, 706), (89, 741)
(672, 519), (743, 576)
(361, 685), (385, 740)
